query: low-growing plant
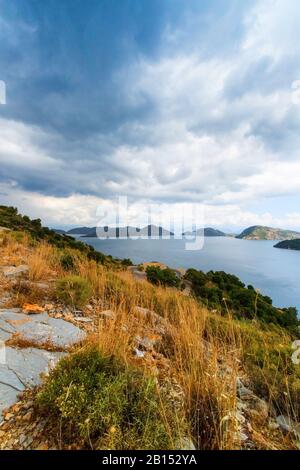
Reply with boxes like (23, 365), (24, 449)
(146, 265), (180, 288)
(121, 258), (133, 267)
(55, 275), (91, 308)
(60, 252), (75, 271)
(36, 348), (185, 449)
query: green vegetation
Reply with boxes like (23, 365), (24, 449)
(185, 269), (299, 333)
(59, 252), (75, 271)
(274, 239), (300, 251)
(206, 314), (300, 418)
(55, 275), (92, 308)
(146, 265), (180, 288)
(121, 258), (133, 267)
(37, 348), (183, 449)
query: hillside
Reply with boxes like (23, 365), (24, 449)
(0, 208), (299, 450)
(0, 206), (118, 266)
(274, 239), (300, 251)
(236, 225), (300, 240)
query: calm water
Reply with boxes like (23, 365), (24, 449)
(79, 236), (300, 311)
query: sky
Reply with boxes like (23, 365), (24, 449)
(0, 0), (300, 231)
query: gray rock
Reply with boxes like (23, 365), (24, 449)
(0, 347), (65, 418)
(276, 415), (300, 435)
(0, 308), (86, 348)
(0, 308), (86, 419)
(236, 378), (253, 398)
(135, 334), (158, 350)
(134, 348), (145, 358)
(99, 310), (115, 320)
(177, 437), (196, 450)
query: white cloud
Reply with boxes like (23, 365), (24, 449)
(1, 0), (300, 230)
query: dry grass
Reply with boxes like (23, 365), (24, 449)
(5, 332), (69, 353)
(1, 233), (299, 450)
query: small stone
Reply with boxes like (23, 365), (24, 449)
(276, 415), (299, 434)
(134, 348), (145, 358)
(44, 304), (54, 311)
(239, 432), (249, 442)
(177, 437), (196, 450)
(19, 434), (27, 445)
(35, 442), (49, 450)
(23, 435), (33, 448)
(99, 310), (115, 320)
(23, 411), (33, 422)
(4, 413), (13, 421)
(74, 317), (92, 323)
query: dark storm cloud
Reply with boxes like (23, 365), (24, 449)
(0, 0), (300, 213)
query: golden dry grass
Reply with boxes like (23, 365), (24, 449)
(1, 232), (299, 450)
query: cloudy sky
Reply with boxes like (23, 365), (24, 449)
(0, 0), (300, 230)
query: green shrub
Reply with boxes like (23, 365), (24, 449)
(56, 275), (91, 308)
(121, 258), (133, 267)
(36, 348), (184, 449)
(146, 266), (180, 288)
(60, 252), (75, 271)
(185, 268), (299, 331)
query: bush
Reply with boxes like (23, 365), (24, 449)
(36, 348), (184, 449)
(146, 266), (180, 288)
(56, 275), (91, 308)
(185, 268), (300, 331)
(60, 252), (75, 271)
(121, 258), (133, 267)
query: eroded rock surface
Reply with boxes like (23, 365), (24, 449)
(0, 308), (86, 420)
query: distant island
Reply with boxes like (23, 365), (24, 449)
(66, 225), (227, 238)
(274, 239), (300, 251)
(66, 226), (93, 235)
(81, 224), (174, 238)
(183, 227), (226, 237)
(236, 225), (300, 240)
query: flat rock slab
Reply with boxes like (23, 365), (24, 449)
(0, 347), (65, 418)
(0, 308), (86, 348)
(0, 308), (86, 419)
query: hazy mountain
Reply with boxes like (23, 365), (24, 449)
(82, 225), (174, 238)
(236, 225), (300, 240)
(183, 227), (226, 237)
(67, 227), (92, 235)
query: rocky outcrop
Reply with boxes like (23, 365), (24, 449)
(0, 308), (86, 420)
